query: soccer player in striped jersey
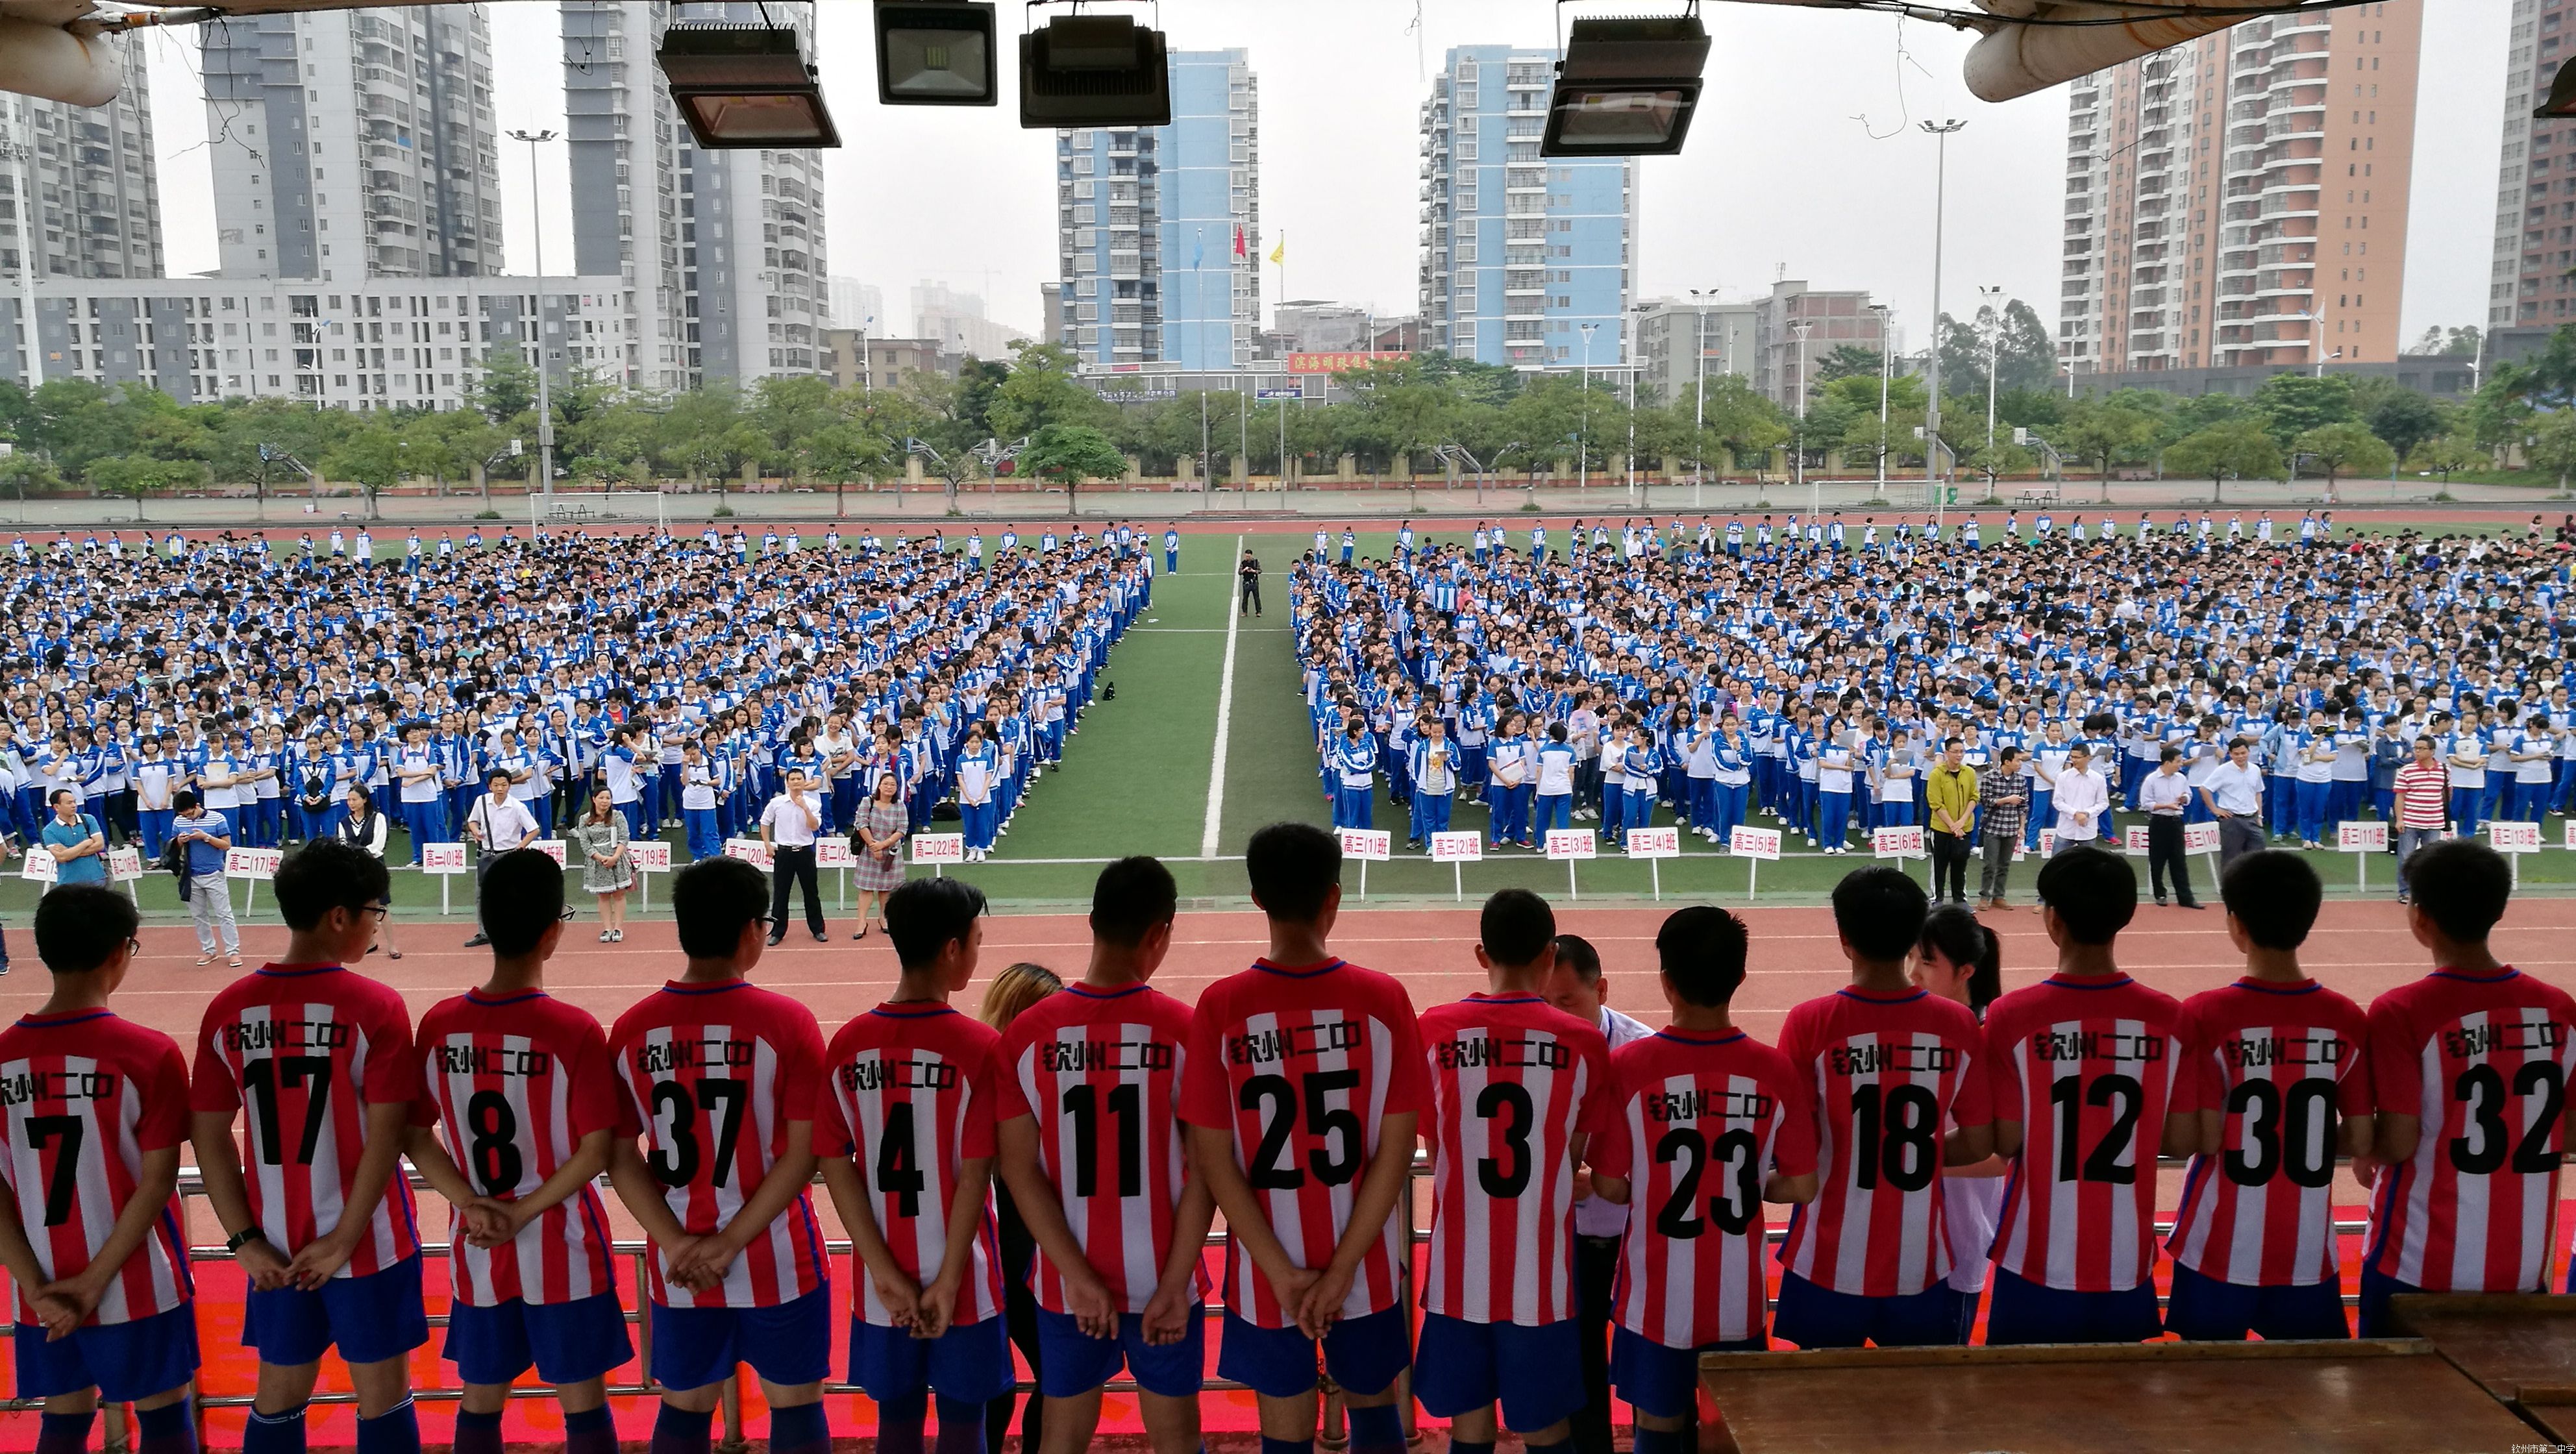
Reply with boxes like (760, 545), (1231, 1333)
(997, 857), (1213, 1454)
(403, 850), (628, 1454)
(1415, 891), (1611, 1454)
(2357, 839), (2576, 1336)
(1983, 846), (2195, 1345)
(1587, 906), (1816, 1454)
(817, 877), (1011, 1454)
(1774, 867), (1994, 1348)
(0, 887), (198, 1454)
(2164, 850), (2372, 1341)
(604, 856), (831, 1454)
(1182, 823), (1427, 1454)
(188, 838), (427, 1454)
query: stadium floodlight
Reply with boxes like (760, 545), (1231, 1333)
(1019, 12), (1170, 130)
(659, 21), (840, 147)
(2541, 58), (2576, 117)
(1541, 14), (1710, 158)
(876, 1), (1000, 106)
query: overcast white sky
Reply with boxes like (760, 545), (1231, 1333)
(141, 0), (2506, 347)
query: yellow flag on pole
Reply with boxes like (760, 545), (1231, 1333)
(1269, 236), (1285, 266)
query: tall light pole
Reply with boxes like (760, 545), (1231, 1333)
(1790, 319), (1813, 519)
(1579, 321), (1599, 493)
(1922, 118), (1966, 531)
(1978, 284), (2003, 450)
(508, 128), (559, 499)
(1869, 303), (1891, 500)
(1688, 287), (1719, 493)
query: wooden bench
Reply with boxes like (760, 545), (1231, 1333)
(2390, 1292), (2576, 1443)
(1695, 1338), (2536, 1453)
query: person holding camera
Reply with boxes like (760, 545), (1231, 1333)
(462, 769), (539, 950)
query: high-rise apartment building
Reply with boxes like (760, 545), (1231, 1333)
(0, 73), (164, 281)
(562, 0), (829, 389)
(200, 5), (504, 282)
(2058, 3), (2420, 375)
(2490, 0), (2576, 335)
(1054, 49), (1260, 369)
(1417, 45), (1636, 370)
(829, 276), (883, 331)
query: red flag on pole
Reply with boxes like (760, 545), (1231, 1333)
(1234, 225), (1246, 258)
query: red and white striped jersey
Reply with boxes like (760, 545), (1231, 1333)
(608, 978), (828, 1309)
(1983, 974), (2187, 1292)
(1776, 987), (1994, 1298)
(818, 1002), (1004, 1329)
(2364, 967), (2576, 1293)
(1179, 958), (1428, 1329)
(414, 989), (621, 1307)
(0, 1011), (192, 1325)
(1592, 1029), (1814, 1350)
(995, 983), (1202, 1316)
(188, 964), (423, 1279)
(1418, 993), (1612, 1325)
(2167, 979), (2372, 1287)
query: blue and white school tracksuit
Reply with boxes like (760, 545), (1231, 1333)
(2292, 733), (2335, 844)
(682, 764), (724, 861)
(956, 745), (1000, 852)
(395, 749), (444, 863)
(1618, 743), (1661, 844)
(1487, 737), (1533, 848)
(1533, 742), (1577, 837)
(1408, 739), (1455, 845)
(1331, 735), (1378, 830)
(1165, 530), (1181, 574)
(1709, 741), (1751, 843)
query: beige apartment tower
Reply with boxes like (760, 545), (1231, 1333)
(2059, 3), (2421, 376)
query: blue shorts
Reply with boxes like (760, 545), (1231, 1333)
(650, 1287), (832, 1392)
(1610, 1325), (1764, 1421)
(243, 1255), (428, 1367)
(2357, 1264), (2419, 1340)
(850, 1313), (1013, 1405)
(1413, 1312), (1583, 1431)
(1981, 1268), (2161, 1346)
(445, 1292), (634, 1386)
(15, 1302), (200, 1403)
(1215, 1305), (1410, 1399)
(1770, 1271), (1966, 1349)
(2163, 1263), (2348, 1342)
(1035, 1306), (1205, 1399)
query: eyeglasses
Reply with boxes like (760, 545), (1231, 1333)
(360, 904), (390, 920)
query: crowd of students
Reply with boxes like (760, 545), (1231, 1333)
(1289, 510), (2576, 873)
(0, 520), (1165, 881)
(3, 820), (2565, 1454)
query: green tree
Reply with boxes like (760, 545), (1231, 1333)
(2160, 418), (2283, 503)
(987, 342), (1111, 443)
(2525, 412), (2576, 490)
(473, 346), (539, 425)
(2059, 398), (2159, 502)
(1812, 344), (1883, 385)
(84, 454), (208, 520)
(2291, 420), (2396, 498)
(657, 385), (763, 499)
(802, 419), (895, 515)
(320, 425), (409, 519)
(2405, 432), (2483, 484)
(1019, 423), (1128, 517)
(2252, 373), (2358, 448)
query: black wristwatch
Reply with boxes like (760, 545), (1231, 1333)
(225, 1227), (271, 1255)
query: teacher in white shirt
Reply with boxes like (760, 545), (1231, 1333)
(760, 766), (829, 944)
(463, 768), (539, 948)
(2051, 743), (2111, 852)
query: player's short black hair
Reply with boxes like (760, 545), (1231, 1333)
(2034, 844), (2136, 946)
(1832, 866), (1929, 963)
(273, 837), (390, 932)
(1245, 822), (1341, 924)
(1552, 933), (1603, 985)
(1479, 889), (1557, 967)
(2220, 849), (2322, 951)
(480, 848), (566, 958)
(1655, 905), (1750, 1007)
(33, 884), (137, 974)
(1089, 856), (1176, 949)
(887, 876), (988, 972)
(2405, 837), (2512, 945)
(672, 856), (769, 959)
(171, 789), (199, 813)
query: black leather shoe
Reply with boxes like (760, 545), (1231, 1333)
(765, 933), (785, 946)
(463, 933), (489, 948)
